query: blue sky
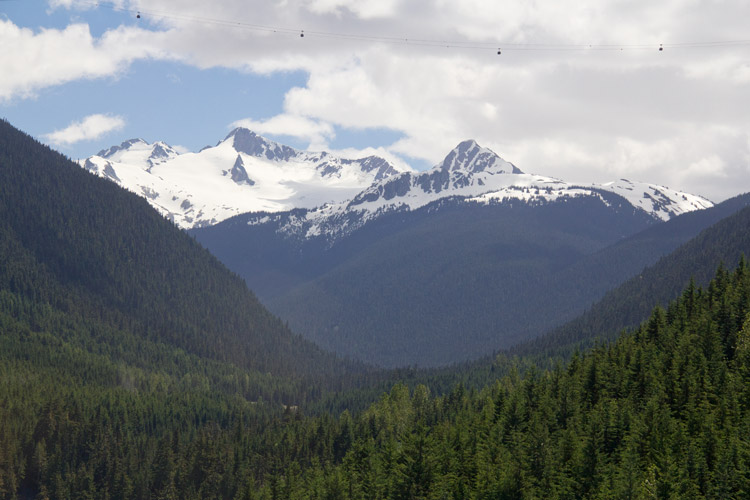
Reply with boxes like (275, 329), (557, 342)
(4, 57), (312, 155)
(2, 0), (750, 200)
(0, 1), (406, 160)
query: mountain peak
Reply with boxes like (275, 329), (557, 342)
(456, 138), (481, 151)
(439, 140), (522, 174)
(93, 138), (178, 171)
(224, 126), (255, 141)
(96, 138), (148, 158)
(225, 127), (298, 162)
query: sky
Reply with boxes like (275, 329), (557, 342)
(1, 0), (749, 202)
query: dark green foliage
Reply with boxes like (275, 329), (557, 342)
(263, 261), (749, 499)
(0, 118), (369, 498)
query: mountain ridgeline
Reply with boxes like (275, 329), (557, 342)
(80, 129), (717, 367)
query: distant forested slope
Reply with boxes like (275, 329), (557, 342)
(231, 197), (657, 367)
(513, 202), (750, 363)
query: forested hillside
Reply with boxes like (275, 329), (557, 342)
(0, 119), (353, 382)
(535, 191), (750, 314)
(3, 256), (748, 498)
(0, 120), (365, 499)
(262, 192), (750, 368)
(303, 262), (750, 498)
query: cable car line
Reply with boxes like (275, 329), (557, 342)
(88, 1), (750, 54)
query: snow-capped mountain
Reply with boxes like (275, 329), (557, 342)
(243, 139), (713, 243)
(189, 140), (718, 366)
(83, 131), (712, 237)
(81, 128), (408, 228)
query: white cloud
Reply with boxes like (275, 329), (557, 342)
(304, 0), (401, 19)
(47, 0), (113, 9)
(0, 19), (175, 101)
(684, 55), (750, 85)
(45, 114), (126, 146)
(497, 127), (750, 202)
(684, 155), (727, 178)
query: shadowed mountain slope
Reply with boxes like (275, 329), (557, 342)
(0, 119), (355, 382)
(511, 199), (750, 361)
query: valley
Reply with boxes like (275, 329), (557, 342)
(1, 119), (749, 498)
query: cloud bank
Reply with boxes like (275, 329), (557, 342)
(45, 113), (126, 146)
(0, 19), (173, 101)
(3, 0), (749, 200)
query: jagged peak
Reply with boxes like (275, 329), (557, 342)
(456, 138), (481, 151)
(438, 140), (522, 174)
(96, 138), (148, 158)
(224, 127), (298, 162)
(150, 142), (176, 159)
(95, 139), (180, 163)
(224, 126), (258, 141)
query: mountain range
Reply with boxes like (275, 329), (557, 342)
(81, 127), (407, 228)
(230, 139), (711, 248)
(82, 130), (711, 234)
